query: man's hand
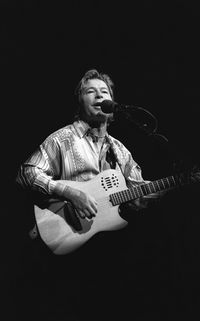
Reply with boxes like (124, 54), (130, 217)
(65, 187), (98, 219)
(54, 181), (97, 219)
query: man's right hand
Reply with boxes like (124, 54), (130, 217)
(65, 187), (98, 219)
(54, 181), (97, 219)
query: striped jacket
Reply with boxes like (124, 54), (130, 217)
(16, 120), (145, 195)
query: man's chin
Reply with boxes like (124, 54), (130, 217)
(82, 111), (113, 125)
(96, 111), (113, 122)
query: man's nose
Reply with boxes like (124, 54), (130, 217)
(95, 90), (103, 98)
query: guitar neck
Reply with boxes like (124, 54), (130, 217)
(110, 173), (187, 206)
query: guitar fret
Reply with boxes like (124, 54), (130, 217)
(138, 184), (145, 197)
(139, 184), (146, 196)
(166, 176), (175, 188)
(159, 178), (165, 190)
(110, 193), (119, 206)
(162, 177), (168, 189)
(150, 182), (157, 193)
(134, 186), (141, 198)
(116, 193), (121, 204)
(144, 184), (150, 195)
(158, 179), (164, 190)
(118, 191), (124, 203)
(164, 177), (171, 189)
(122, 190), (131, 202)
(171, 176), (176, 186)
(126, 189), (133, 202)
(145, 184), (152, 194)
(166, 177), (171, 187)
(119, 191), (124, 203)
(118, 192), (123, 203)
(154, 180), (161, 191)
(162, 179), (167, 188)
(129, 188), (137, 200)
(137, 185), (144, 198)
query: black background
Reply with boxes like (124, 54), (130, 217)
(1, 1), (200, 320)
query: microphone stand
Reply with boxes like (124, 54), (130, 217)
(118, 107), (187, 173)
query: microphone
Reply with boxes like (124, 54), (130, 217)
(100, 100), (141, 114)
(99, 100), (158, 134)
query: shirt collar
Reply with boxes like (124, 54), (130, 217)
(73, 120), (109, 140)
(73, 120), (91, 138)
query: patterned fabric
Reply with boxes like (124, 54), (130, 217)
(16, 120), (145, 195)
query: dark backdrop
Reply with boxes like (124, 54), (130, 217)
(1, 1), (200, 320)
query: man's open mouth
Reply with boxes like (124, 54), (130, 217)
(93, 102), (102, 107)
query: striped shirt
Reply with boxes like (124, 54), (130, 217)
(16, 120), (145, 195)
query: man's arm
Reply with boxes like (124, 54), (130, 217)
(16, 137), (97, 219)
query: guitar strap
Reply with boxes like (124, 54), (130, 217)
(106, 136), (124, 173)
(105, 145), (117, 169)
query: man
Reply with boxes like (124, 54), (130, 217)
(17, 69), (159, 220)
(16, 69), (166, 320)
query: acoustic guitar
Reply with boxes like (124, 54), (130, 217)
(33, 168), (198, 255)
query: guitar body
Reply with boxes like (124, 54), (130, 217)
(34, 165), (198, 255)
(34, 169), (128, 255)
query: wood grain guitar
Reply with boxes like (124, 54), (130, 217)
(34, 168), (196, 255)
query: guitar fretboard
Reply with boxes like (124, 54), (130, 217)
(110, 174), (181, 206)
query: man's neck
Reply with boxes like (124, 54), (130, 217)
(87, 120), (108, 137)
(82, 121), (107, 137)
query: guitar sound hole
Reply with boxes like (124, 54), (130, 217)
(101, 174), (119, 191)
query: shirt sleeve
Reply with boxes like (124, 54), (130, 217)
(110, 137), (146, 186)
(117, 144), (161, 211)
(16, 136), (62, 195)
(123, 150), (147, 187)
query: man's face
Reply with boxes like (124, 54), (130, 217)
(80, 78), (112, 123)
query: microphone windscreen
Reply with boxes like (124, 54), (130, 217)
(100, 100), (116, 113)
